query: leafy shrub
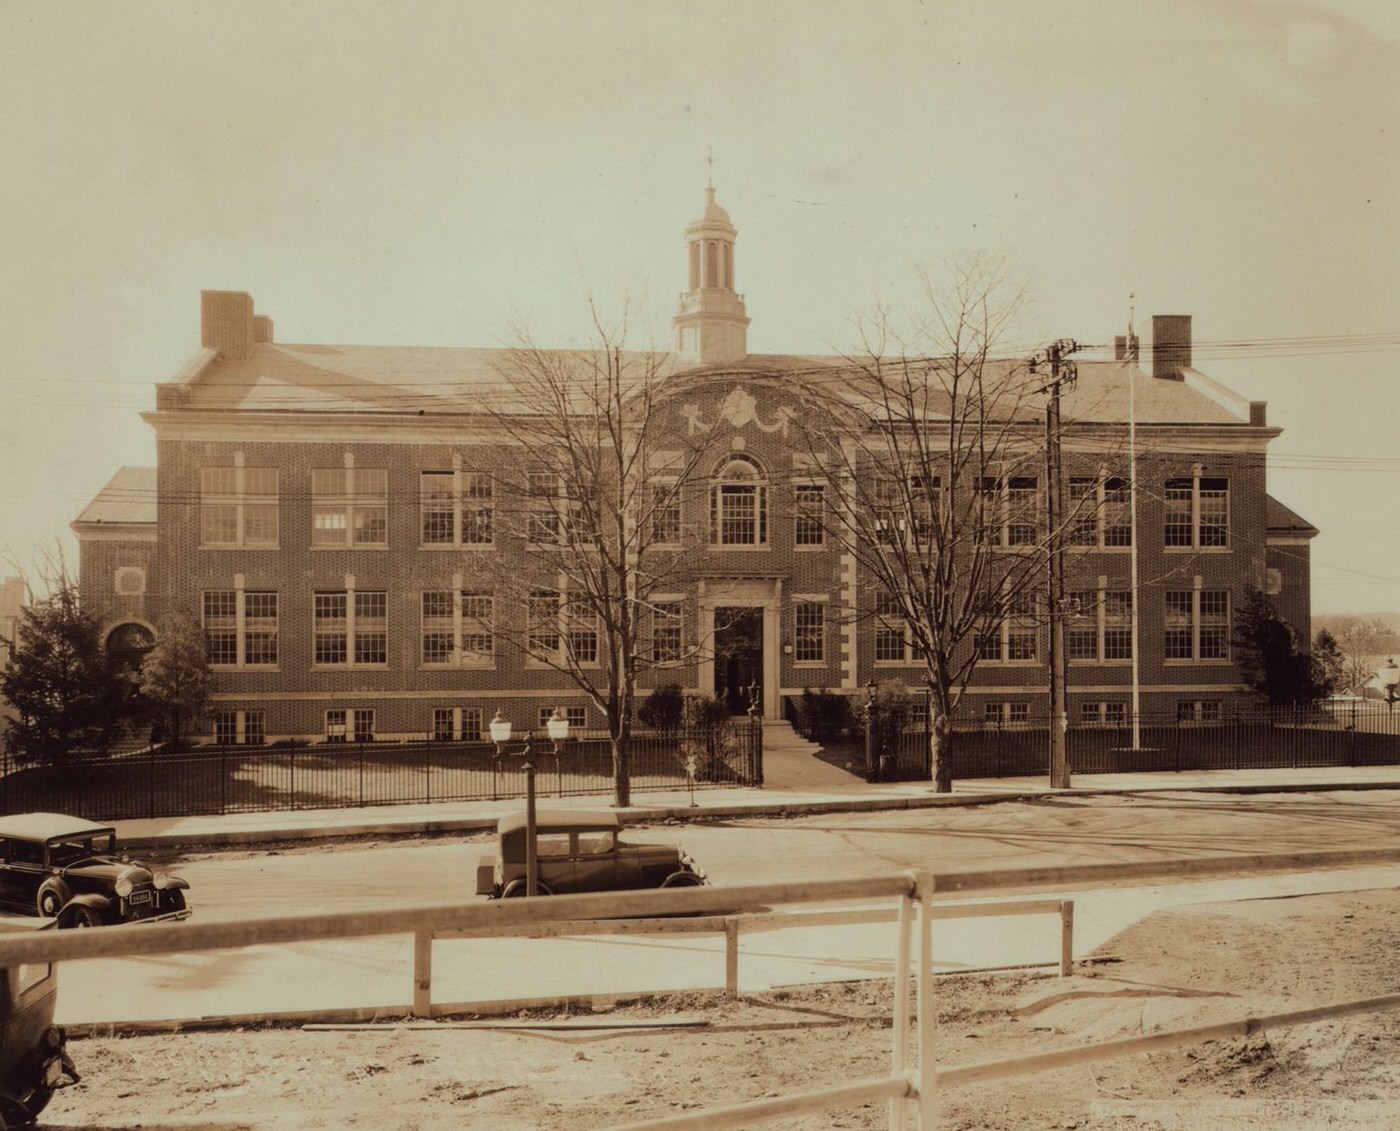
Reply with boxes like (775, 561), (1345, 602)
(638, 684), (685, 732)
(797, 688), (854, 740)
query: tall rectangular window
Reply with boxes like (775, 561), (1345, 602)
(1165, 589), (1230, 661)
(528, 472), (563, 544)
(200, 466), (279, 548)
(420, 472), (455, 545)
(652, 602), (682, 663)
(565, 599), (599, 665)
(313, 467), (388, 547)
(1068, 475), (1131, 548)
(1067, 589), (1132, 662)
(1165, 474), (1229, 549)
(650, 483), (682, 545)
(794, 484), (825, 546)
(528, 589), (561, 662)
(420, 591), (494, 667)
(978, 475), (1038, 547)
(978, 590), (1038, 662)
(794, 602), (824, 662)
(203, 590), (278, 667)
(314, 589), (387, 667)
(874, 591), (908, 662)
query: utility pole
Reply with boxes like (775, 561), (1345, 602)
(1031, 338), (1081, 790)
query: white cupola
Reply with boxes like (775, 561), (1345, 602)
(673, 186), (750, 365)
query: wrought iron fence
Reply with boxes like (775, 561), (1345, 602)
(866, 701), (1400, 782)
(0, 722), (764, 822)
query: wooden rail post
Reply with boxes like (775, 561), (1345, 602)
(889, 892), (914, 1130)
(916, 871), (937, 1128)
(413, 930), (433, 1018)
(1059, 901), (1074, 977)
(724, 919), (740, 998)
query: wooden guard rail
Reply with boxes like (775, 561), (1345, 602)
(2, 846), (1400, 1128)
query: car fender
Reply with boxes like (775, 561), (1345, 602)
(36, 876), (72, 915)
(56, 893), (110, 927)
(500, 878), (555, 898)
(154, 874), (190, 892)
(660, 869), (708, 888)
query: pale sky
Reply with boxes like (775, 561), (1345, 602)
(1, 0), (1397, 614)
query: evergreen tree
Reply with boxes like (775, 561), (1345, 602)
(1232, 587), (1326, 705)
(1312, 627), (1345, 697)
(0, 582), (126, 763)
(138, 610), (212, 751)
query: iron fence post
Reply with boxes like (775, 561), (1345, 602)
(220, 746), (227, 814)
(359, 744), (365, 806)
(147, 745), (155, 819)
(290, 745), (296, 810)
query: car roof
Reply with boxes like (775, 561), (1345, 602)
(497, 808), (620, 836)
(0, 812), (117, 842)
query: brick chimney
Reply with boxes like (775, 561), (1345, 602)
(201, 291), (256, 361)
(1151, 315), (1191, 379)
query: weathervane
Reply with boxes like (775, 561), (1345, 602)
(705, 145), (716, 187)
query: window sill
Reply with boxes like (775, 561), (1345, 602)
(1164, 546), (1231, 553)
(1067, 546), (1133, 553)
(311, 664), (390, 671)
(211, 665), (281, 672)
(200, 545), (281, 551)
(874, 659), (914, 666)
(311, 545), (390, 551)
(420, 663), (496, 671)
(708, 544), (772, 552)
(793, 544), (828, 552)
(793, 660), (827, 668)
(1163, 659), (1233, 666)
(420, 543), (495, 551)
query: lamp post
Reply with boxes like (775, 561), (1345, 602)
(489, 710), (544, 898)
(546, 705), (570, 797)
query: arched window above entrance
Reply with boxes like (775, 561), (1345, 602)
(710, 455), (768, 546)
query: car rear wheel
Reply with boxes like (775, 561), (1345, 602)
(502, 882), (552, 898)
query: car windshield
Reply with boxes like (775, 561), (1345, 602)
(48, 835), (113, 866)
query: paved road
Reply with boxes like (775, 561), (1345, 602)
(56, 790), (1400, 1025)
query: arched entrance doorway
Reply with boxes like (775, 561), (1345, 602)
(105, 622), (155, 674)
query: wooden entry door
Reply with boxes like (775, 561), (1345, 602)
(714, 607), (764, 715)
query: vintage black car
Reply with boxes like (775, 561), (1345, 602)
(0, 813), (191, 928)
(0, 917), (79, 1126)
(476, 809), (707, 899)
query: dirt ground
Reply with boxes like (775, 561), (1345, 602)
(40, 885), (1400, 1129)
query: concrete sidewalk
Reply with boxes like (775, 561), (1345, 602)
(113, 763), (1400, 849)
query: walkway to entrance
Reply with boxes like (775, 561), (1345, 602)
(760, 721), (864, 790)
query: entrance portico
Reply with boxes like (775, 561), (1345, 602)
(697, 577), (782, 720)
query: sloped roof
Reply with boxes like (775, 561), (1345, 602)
(167, 343), (1250, 427)
(73, 467), (157, 526)
(1266, 495), (1319, 536)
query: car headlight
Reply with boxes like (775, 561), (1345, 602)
(152, 872), (170, 889)
(115, 875), (133, 898)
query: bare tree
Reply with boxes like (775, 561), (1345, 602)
(1328, 615), (1396, 695)
(798, 260), (1093, 791)
(474, 306), (720, 807)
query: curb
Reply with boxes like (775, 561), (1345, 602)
(117, 778), (1400, 850)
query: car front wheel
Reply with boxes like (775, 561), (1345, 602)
(65, 906), (100, 929)
(660, 871), (706, 888)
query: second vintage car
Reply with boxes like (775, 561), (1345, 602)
(0, 813), (192, 928)
(476, 808), (707, 899)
